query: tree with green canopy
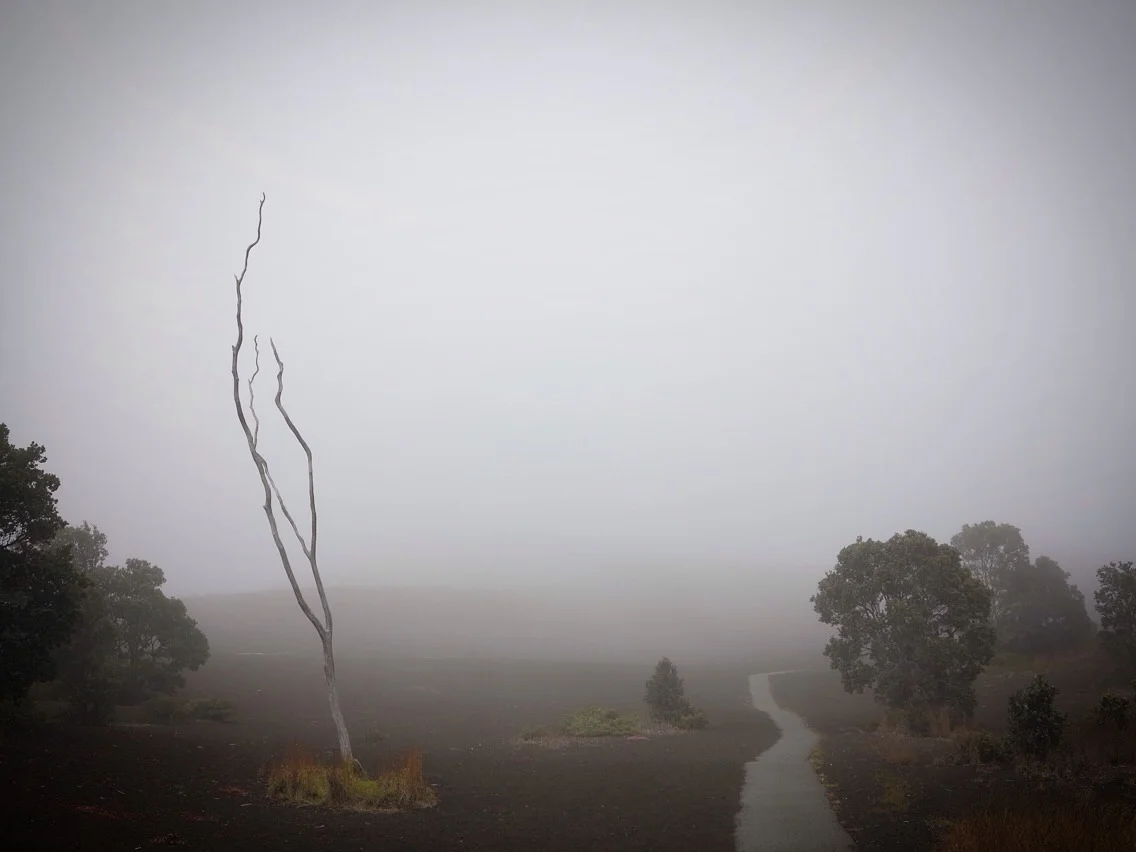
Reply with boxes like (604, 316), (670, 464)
(950, 521), (1031, 631)
(812, 530), (996, 732)
(1096, 560), (1136, 675)
(998, 555), (1094, 655)
(0, 423), (85, 704)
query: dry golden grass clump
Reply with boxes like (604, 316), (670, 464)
(938, 800), (1136, 852)
(265, 747), (437, 811)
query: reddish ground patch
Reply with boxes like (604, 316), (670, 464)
(2, 655), (777, 851)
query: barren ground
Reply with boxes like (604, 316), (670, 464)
(2, 653), (778, 851)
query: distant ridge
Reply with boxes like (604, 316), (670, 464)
(183, 584), (828, 665)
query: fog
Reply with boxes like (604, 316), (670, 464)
(2, 1), (1134, 639)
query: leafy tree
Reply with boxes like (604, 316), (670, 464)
(98, 558), (210, 703)
(998, 556), (1094, 655)
(51, 523), (209, 717)
(52, 521), (108, 574)
(1006, 674), (1066, 760)
(54, 585), (121, 723)
(812, 530), (996, 731)
(950, 521), (1031, 629)
(48, 522), (120, 722)
(1095, 560), (1136, 675)
(0, 423), (85, 704)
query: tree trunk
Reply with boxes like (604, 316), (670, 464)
(228, 194), (356, 765)
(321, 633), (352, 764)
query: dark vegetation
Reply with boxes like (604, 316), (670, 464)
(799, 521), (1136, 850)
(644, 656), (710, 730)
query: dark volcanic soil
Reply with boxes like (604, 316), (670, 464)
(2, 654), (777, 851)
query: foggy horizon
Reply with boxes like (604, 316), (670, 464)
(3, 1), (1135, 602)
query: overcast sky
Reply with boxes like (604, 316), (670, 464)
(2, 1), (1134, 598)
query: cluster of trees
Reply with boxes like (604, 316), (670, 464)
(813, 523), (1136, 732)
(949, 522), (1093, 656)
(0, 423), (209, 723)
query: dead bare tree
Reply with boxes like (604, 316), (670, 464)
(229, 194), (354, 764)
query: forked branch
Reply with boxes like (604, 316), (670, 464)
(229, 193), (326, 641)
(229, 193), (354, 763)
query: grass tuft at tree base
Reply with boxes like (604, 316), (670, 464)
(265, 748), (437, 811)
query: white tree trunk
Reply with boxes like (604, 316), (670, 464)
(322, 634), (352, 763)
(229, 194), (356, 766)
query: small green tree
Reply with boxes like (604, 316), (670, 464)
(1006, 674), (1066, 760)
(645, 657), (688, 723)
(1095, 560), (1136, 675)
(813, 530), (996, 732)
(0, 424), (86, 705)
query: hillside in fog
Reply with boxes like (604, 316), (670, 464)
(184, 582), (830, 665)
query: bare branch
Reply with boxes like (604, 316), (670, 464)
(229, 193), (354, 763)
(229, 193), (327, 642)
(269, 338), (333, 637)
(248, 335), (262, 448)
(247, 334), (313, 562)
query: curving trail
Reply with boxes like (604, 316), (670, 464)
(735, 671), (856, 852)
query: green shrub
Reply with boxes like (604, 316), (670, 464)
(139, 694), (235, 724)
(644, 657), (709, 729)
(645, 657), (689, 723)
(1007, 674), (1067, 760)
(675, 707), (709, 730)
(954, 729), (1010, 764)
(140, 694), (188, 724)
(184, 697), (236, 722)
(561, 706), (640, 737)
(1094, 692), (1130, 730)
(519, 724), (553, 741)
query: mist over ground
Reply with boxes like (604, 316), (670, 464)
(3, 2), (1134, 626)
(186, 581), (831, 665)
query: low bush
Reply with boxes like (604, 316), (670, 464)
(140, 695), (188, 724)
(938, 800), (1136, 851)
(265, 748), (436, 811)
(1094, 692), (1130, 730)
(644, 657), (711, 729)
(184, 697), (236, 722)
(952, 729), (1010, 765)
(519, 724), (554, 741)
(561, 706), (640, 737)
(674, 707), (709, 730)
(139, 695), (236, 724)
(1006, 675), (1066, 760)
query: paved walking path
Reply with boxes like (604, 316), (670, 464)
(735, 671), (856, 852)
